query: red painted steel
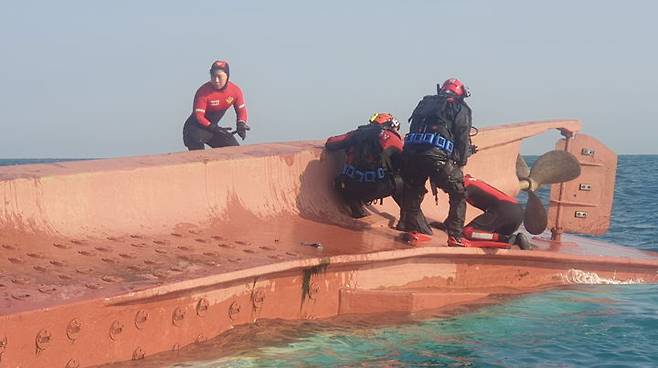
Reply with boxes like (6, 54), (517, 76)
(1, 119), (654, 368)
(549, 134), (617, 238)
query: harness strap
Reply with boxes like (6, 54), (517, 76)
(404, 133), (454, 154)
(342, 164), (387, 183)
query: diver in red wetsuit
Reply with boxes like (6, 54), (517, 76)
(183, 60), (250, 150)
(325, 113), (404, 218)
(461, 174), (531, 249)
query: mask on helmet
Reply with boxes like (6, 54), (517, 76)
(369, 112), (400, 131)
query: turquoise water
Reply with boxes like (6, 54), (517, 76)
(200, 285), (658, 367)
(593, 155), (658, 251)
(3, 156), (657, 367)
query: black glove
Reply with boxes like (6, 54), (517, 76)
(208, 124), (229, 135)
(236, 121), (250, 140)
(451, 156), (467, 167)
(469, 144), (479, 155)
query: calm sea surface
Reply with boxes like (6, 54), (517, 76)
(2, 156), (657, 367)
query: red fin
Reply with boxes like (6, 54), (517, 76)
(401, 231), (432, 245)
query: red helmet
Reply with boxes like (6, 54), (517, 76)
(440, 78), (470, 98)
(369, 112), (400, 131)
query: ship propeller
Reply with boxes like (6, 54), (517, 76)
(517, 151), (581, 234)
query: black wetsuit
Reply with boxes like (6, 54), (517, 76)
(398, 94), (472, 237)
(183, 115), (239, 149)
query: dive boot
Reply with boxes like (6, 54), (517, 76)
(447, 236), (472, 247)
(514, 232), (532, 250)
(506, 233), (517, 245)
(397, 210), (433, 235)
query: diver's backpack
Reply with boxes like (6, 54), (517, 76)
(348, 125), (389, 171)
(408, 94), (453, 136)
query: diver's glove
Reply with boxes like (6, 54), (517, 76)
(236, 121), (250, 140)
(208, 124), (229, 135)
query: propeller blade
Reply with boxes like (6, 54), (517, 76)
(529, 150), (581, 186)
(524, 190), (548, 235)
(516, 154), (530, 179)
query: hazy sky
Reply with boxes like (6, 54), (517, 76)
(1, 0), (656, 158)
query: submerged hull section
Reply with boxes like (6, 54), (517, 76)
(1, 119), (655, 367)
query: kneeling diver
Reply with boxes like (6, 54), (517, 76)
(325, 113), (404, 218)
(435, 174), (531, 249)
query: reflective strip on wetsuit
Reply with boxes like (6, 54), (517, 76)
(464, 226), (499, 241)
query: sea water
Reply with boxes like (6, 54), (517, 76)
(2, 156), (657, 367)
(202, 285), (658, 367)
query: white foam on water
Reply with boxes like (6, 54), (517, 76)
(561, 269), (645, 285)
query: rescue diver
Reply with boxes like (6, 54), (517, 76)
(397, 79), (473, 247)
(183, 60), (250, 150)
(325, 113), (404, 218)
(434, 175), (532, 249)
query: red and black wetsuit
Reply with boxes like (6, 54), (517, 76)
(325, 125), (404, 168)
(191, 81), (247, 127)
(463, 174), (523, 241)
(325, 125), (404, 217)
(183, 81), (248, 150)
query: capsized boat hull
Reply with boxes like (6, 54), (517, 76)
(1, 120), (655, 368)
